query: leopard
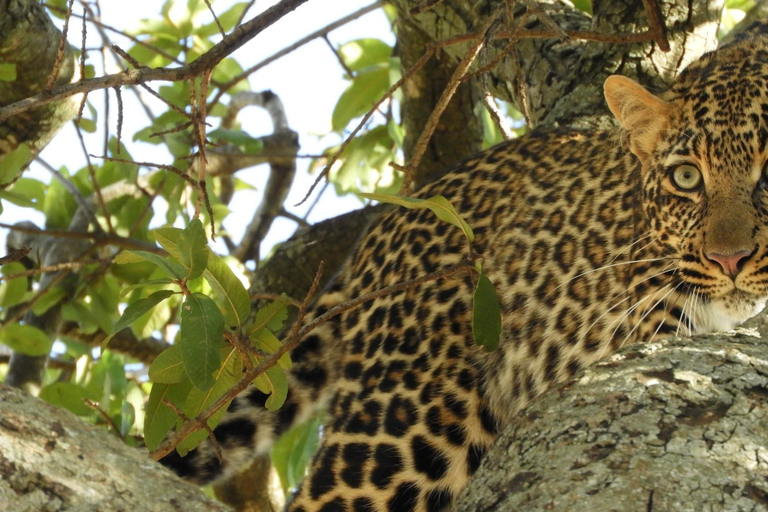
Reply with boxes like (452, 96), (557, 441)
(160, 23), (768, 512)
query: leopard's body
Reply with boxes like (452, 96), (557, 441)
(162, 25), (768, 512)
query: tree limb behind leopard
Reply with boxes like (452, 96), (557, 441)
(160, 22), (768, 512)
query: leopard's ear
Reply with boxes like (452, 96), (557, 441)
(604, 75), (670, 157)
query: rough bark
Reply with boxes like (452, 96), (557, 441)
(455, 326), (768, 511)
(390, 0), (722, 129)
(0, 0), (79, 165)
(0, 383), (229, 511)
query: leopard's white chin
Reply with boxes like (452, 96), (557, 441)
(694, 292), (766, 335)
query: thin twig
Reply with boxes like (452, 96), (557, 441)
(641, 0), (670, 51)
(74, 127), (114, 233)
(44, 2), (185, 65)
(0, 247), (30, 265)
(410, 0), (445, 15)
(95, 157), (198, 187)
(76, 6), (88, 123)
(249, 292), (302, 308)
(323, 35), (354, 78)
(0, 261), (89, 284)
(114, 87), (123, 152)
(483, 93), (515, 140)
(36, 158), (101, 231)
(203, 0), (226, 37)
(162, 398), (223, 464)
(0, 222), (164, 253)
(46, 0), (75, 91)
(84, 399), (124, 440)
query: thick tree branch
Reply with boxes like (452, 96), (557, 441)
(0, 383), (231, 511)
(455, 328), (768, 511)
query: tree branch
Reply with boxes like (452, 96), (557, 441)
(0, 0), (310, 123)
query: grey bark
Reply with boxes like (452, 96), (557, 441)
(0, 0), (79, 166)
(390, 0), (722, 129)
(0, 383), (230, 511)
(454, 326), (768, 511)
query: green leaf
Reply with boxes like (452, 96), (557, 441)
(208, 128), (264, 155)
(572, 0), (592, 13)
(121, 401), (136, 438)
(176, 345), (242, 453)
(0, 177), (46, 209)
(472, 272), (502, 352)
(40, 383), (92, 416)
(148, 344), (185, 384)
(0, 143), (30, 185)
(152, 227), (183, 260)
(272, 416), (322, 492)
(338, 39), (392, 72)
(180, 293), (224, 391)
(178, 219), (208, 280)
(115, 250), (186, 279)
(0, 63), (17, 81)
(253, 328), (292, 370)
(329, 125), (400, 195)
(0, 261), (27, 308)
(118, 279), (175, 298)
(31, 286), (66, 316)
(78, 118), (97, 133)
(332, 66), (389, 131)
(254, 365), (288, 411)
(103, 290), (174, 347)
(204, 252), (250, 328)
(144, 380), (192, 451)
(360, 193), (474, 243)
(43, 168), (78, 229)
(250, 296), (291, 334)
(0, 323), (52, 356)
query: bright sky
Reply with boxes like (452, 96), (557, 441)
(1, 0), (394, 261)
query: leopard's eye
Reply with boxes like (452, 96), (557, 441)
(671, 164), (702, 191)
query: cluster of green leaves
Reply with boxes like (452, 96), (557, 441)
(106, 219), (293, 454)
(318, 35), (404, 197)
(0, 0), (308, 487)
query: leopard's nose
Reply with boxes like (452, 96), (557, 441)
(705, 249), (754, 279)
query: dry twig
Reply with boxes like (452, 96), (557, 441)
(46, 0), (75, 91)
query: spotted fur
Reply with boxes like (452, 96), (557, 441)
(161, 25), (768, 512)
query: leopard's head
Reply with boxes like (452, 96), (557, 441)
(604, 24), (768, 331)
